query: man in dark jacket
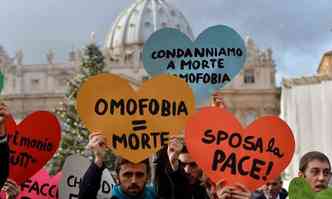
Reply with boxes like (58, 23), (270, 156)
(79, 133), (156, 199)
(0, 103), (10, 190)
(251, 176), (288, 199)
(154, 138), (209, 199)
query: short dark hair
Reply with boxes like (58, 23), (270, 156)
(115, 157), (150, 176)
(299, 151), (331, 172)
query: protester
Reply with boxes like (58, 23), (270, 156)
(0, 103), (10, 190)
(78, 133), (156, 199)
(298, 151), (331, 192)
(154, 138), (209, 199)
(251, 176), (288, 199)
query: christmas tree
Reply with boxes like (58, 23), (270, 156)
(48, 42), (115, 175)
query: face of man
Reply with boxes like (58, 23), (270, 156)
(299, 159), (331, 192)
(118, 163), (148, 197)
(263, 177), (282, 199)
(179, 153), (201, 184)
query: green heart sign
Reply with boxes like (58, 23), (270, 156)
(289, 177), (332, 199)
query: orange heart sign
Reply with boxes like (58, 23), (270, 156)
(185, 107), (295, 191)
(77, 74), (195, 163)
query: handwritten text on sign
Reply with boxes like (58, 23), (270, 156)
(143, 25), (246, 106)
(5, 111), (61, 184)
(184, 107), (295, 191)
(76, 74), (195, 163)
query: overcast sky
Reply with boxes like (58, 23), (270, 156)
(1, 0), (331, 84)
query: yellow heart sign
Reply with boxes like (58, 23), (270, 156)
(76, 73), (195, 163)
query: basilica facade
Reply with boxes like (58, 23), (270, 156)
(1, 0), (280, 125)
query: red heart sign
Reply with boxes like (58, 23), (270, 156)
(5, 111), (61, 184)
(185, 107), (295, 191)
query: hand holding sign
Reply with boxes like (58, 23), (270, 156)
(289, 177), (332, 199)
(76, 74), (195, 163)
(87, 133), (109, 166)
(4, 111), (61, 184)
(143, 25), (246, 107)
(185, 107), (295, 191)
(167, 137), (184, 170)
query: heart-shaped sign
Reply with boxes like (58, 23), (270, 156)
(5, 111), (61, 184)
(143, 25), (246, 107)
(59, 154), (115, 199)
(76, 74), (195, 163)
(289, 177), (332, 199)
(185, 107), (295, 191)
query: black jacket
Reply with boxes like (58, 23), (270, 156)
(154, 147), (209, 199)
(0, 136), (9, 189)
(78, 162), (105, 199)
(251, 188), (288, 199)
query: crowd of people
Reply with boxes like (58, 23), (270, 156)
(0, 95), (331, 199)
(76, 133), (331, 199)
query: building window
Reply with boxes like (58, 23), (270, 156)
(244, 69), (255, 84)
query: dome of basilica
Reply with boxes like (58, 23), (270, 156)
(105, 0), (194, 67)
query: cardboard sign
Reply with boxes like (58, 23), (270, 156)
(289, 177), (332, 199)
(4, 111), (61, 184)
(76, 74), (195, 163)
(143, 25), (246, 106)
(184, 107), (295, 191)
(97, 169), (116, 199)
(59, 155), (115, 199)
(19, 169), (61, 199)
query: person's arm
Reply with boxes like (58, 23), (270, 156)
(0, 136), (9, 190)
(78, 132), (108, 199)
(78, 162), (105, 199)
(0, 103), (10, 190)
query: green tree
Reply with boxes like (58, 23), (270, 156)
(48, 43), (115, 175)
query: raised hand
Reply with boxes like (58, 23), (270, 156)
(87, 132), (108, 167)
(167, 137), (183, 171)
(0, 103), (10, 137)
